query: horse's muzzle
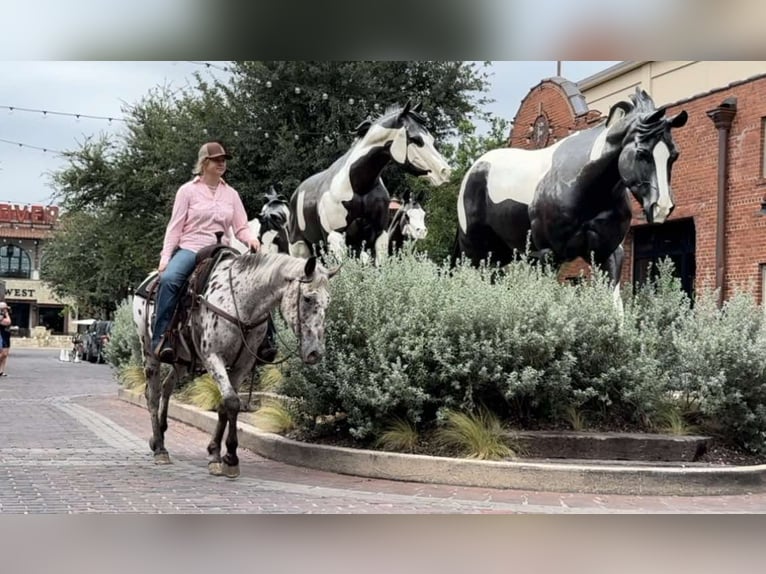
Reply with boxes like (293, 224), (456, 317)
(304, 350), (321, 365)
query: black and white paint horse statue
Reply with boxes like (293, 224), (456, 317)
(288, 101), (450, 263)
(231, 188), (291, 255)
(133, 252), (338, 477)
(388, 190), (427, 255)
(455, 87), (687, 306)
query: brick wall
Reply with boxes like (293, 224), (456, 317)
(512, 75), (766, 302)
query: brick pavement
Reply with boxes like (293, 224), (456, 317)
(3, 348), (766, 513)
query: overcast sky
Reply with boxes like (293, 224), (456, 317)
(0, 61), (617, 206)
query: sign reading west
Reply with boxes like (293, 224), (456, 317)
(0, 204), (59, 225)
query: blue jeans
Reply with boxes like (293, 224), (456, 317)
(152, 248), (197, 351)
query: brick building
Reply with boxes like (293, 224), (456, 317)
(0, 202), (74, 335)
(507, 62), (766, 304)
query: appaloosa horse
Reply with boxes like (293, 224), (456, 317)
(388, 190), (427, 255)
(455, 87), (687, 302)
(133, 252), (337, 477)
(288, 100), (451, 262)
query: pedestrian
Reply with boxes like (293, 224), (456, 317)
(152, 141), (260, 363)
(0, 302), (12, 376)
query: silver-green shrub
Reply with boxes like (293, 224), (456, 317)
(103, 297), (142, 369)
(278, 252), (766, 452)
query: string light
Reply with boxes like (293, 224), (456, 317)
(0, 105), (126, 123)
(0, 137), (64, 155)
(184, 61), (231, 73)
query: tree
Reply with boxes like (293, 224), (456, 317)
(47, 62), (496, 310)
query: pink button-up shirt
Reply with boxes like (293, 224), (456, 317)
(159, 177), (252, 267)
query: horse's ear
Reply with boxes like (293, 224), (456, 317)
(353, 119), (372, 137)
(606, 101), (631, 128)
(412, 102), (423, 113)
(403, 189), (411, 202)
(669, 110), (688, 128)
(327, 264), (341, 279)
(644, 106), (667, 125)
(399, 100), (412, 119)
(304, 256), (317, 278)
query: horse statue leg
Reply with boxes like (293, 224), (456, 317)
(598, 243), (625, 316)
(326, 231), (347, 261)
(374, 230), (390, 265)
(204, 353), (244, 478)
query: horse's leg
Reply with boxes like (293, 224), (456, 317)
(155, 364), (186, 463)
(374, 230), (389, 265)
(598, 243), (625, 315)
(207, 404), (228, 476)
(144, 354), (172, 463)
(326, 231), (346, 261)
(204, 353), (242, 478)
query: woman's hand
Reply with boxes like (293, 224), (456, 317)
(158, 261), (168, 274)
(249, 238), (261, 253)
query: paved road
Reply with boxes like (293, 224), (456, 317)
(3, 348), (766, 513)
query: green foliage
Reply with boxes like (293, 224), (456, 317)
(251, 399), (297, 434)
(434, 408), (514, 460)
(103, 298), (142, 369)
(376, 418), (420, 453)
(280, 253), (766, 454)
(117, 364), (146, 394)
(178, 374), (222, 411)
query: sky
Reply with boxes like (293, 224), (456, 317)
(0, 61), (618, 207)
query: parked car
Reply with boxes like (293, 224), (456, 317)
(83, 320), (113, 364)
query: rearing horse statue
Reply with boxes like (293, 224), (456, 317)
(455, 87), (688, 303)
(288, 101), (451, 262)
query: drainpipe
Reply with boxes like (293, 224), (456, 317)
(706, 97), (737, 308)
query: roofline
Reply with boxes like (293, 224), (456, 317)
(577, 61), (648, 91)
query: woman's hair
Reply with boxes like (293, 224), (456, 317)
(192, 157), (209, 176)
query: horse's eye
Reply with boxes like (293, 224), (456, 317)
(409, 134), (424, 147)
(302, 295), (312, 305)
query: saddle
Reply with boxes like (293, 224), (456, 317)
(137, 236), (278, 367)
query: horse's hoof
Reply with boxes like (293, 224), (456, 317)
(208, 462), (223, 476)
(149, 437), (156, 451)
(154, 452), (171, 465)
(222, 463), (240, 479)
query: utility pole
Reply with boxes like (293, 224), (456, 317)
(556, 61), (562, 76)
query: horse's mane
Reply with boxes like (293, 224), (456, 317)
(231, 251), (308, 292)
(377, 105), (427, 127)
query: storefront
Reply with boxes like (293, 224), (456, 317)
(0, 203), (74, 336)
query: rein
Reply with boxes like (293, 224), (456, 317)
(195, 255), (308, 366)
(387, 204), (406, 236)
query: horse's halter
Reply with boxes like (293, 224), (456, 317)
(224, 261), (314, 364)
(387, 204), (408, 236)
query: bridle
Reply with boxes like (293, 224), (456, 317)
(193, 257), (313, 365)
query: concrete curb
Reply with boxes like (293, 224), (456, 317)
(118, 388), (766, 496)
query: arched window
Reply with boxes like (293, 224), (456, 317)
(0, 244), (31, 279)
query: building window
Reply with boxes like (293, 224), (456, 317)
(0, 244), (31, 279)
